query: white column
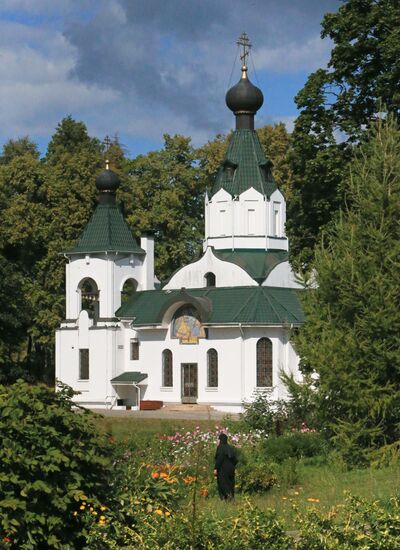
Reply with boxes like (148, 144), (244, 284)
(140, 234), (155, 290)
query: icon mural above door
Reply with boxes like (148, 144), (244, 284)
(172, 306), (206, 344)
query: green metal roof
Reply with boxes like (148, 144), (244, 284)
(111, 371), (148, 384)
(211, 129), (277, 198)
(213, 249), (288, 284)
(66, 204), (145, 255)
(116, 286), (304, 326)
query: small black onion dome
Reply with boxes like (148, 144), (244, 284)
(96, 167), (120, 193)
(226, 66), (264, 114)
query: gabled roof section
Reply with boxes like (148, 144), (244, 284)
(116, 286), (304, 326)
(213, 248), (288, 284)
(66, 204), (145, 255)
(211, 129), (277, 198)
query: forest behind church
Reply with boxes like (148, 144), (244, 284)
(0, 0), (399, 452)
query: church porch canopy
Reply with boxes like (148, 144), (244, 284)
(111, 372), (148, 385)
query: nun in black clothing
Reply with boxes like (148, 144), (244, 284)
(214, 433), (238, 500)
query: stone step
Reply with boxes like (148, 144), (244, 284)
(162, 403), (214, 412)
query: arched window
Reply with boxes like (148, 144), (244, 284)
(204, 272), (216, 287)
(162, 349), (173, 387)
(79, 278), (99, 319)
(121, 278), (138, 305)
(256, 338), (272, 387)
(207, 349), (218, 387)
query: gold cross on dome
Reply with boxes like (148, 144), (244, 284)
(103, 135), (111, 170)
(237, 32), (252, 67)
(103, 135), (111, 152)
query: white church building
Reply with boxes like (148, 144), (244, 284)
(55, 50), (304, 413)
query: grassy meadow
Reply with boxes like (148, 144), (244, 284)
(96, 415), (400, 528)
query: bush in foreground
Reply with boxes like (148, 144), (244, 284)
(0, 380), (112, 549)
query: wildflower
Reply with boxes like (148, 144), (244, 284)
(155, 509), (163, 516)
(152, 472), (160, 479)
(79, 505), (85, 510)
(294, 491), (299, 495)
(282, 497), (287, 500)
(100, 515), (106, 521)
(100, 506), (106, 511)
(159, 472), (168, 478)
(3, 537), (12, 543)
(165, 511), (171, 517)
(73, 511), (78, 517)
(307, 498), (320, 503)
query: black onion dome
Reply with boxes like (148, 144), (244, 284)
(226, 67), (264, 114)
(96, 168), (120, 192)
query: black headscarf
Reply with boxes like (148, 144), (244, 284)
(219, 433), (228, 444)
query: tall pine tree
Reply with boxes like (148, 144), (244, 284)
(295, 116), (400, 465)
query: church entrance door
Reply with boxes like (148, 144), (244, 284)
(181, 363), (198, 404)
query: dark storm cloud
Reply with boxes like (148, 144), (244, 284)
(64, 0), (341, 133)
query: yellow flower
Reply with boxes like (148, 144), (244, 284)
(100, 506), (106, 511)
(92, 511), (98, 516)
(165, 511), (171, 517)
(100, 516), (106, 521)
(79, 506), (85, 510)
(155, 509), (163, 516)
(307, 497), (320, 503)
(294, 491), (299, 495)
(73, 511), (78, 516)
(282, 497), (287, 500)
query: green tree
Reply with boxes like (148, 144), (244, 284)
(0, 255), (30, 378)
(29, 118), (103, 380)
(294, 116), (400, 464)
(287, 0), (400, 271)
(0, 148), (47, 379)
(0, 137), (39, 164)
(122, 134), (204, 282)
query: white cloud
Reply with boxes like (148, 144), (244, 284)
(0, 20), (118, 140)
(254, 35), (332, 74)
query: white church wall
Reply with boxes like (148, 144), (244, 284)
(164, 246), (255, 289)
(241, 327), (291, 403)
(207, 189), (231, 239)
(263, 261), (303, 288)
(115, 322), (302, 413)
(122, 325), (244, 409)
(66, 254), (145, 320)
(237, 187), (265, 237)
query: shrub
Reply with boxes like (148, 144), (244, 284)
(0, 380), (113, 549)
(236, 460), (277, 494)
(264, 432), (329, 463)
(243, 392), (289, 435)
(296, 495), (400, 549)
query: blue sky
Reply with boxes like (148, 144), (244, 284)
(0, 0), (341, 158)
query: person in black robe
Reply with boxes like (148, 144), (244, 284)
(214, 433), (237, 500)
